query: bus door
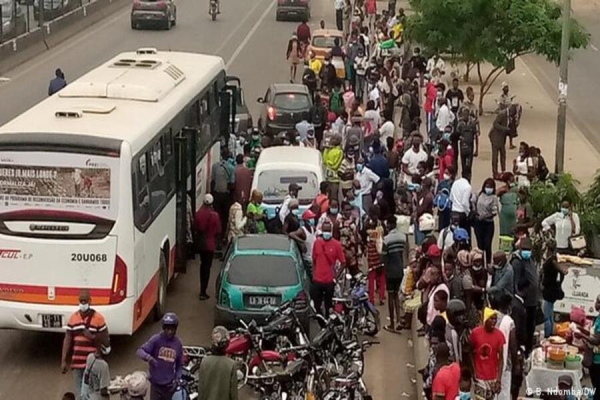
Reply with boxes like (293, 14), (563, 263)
(220, 80), (238, 140)
(174, 127), (198, 273)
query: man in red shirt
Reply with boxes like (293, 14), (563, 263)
(471, 308), (505, 399)
(311, 221), (345, 317)
(194, 194), (222, 300)
(431, 342), (460, 400)
(296, 18), (311, 45)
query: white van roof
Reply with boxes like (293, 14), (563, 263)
(255, 146), (322, 170)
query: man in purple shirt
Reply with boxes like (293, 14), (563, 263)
(137, 313), (184, 400)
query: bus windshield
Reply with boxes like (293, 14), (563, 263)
(257, 170), (319, 204)
(0, 151), (120, 220)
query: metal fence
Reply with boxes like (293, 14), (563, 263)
(0, 0), (93, 44)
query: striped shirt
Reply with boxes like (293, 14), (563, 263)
(67, 310), (107, 369)
(381, 228), (407, 279)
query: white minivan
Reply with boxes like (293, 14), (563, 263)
(251, 146), (324, 220)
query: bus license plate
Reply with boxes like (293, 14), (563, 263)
(42, 314), (63, 328)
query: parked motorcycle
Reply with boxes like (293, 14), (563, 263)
(334, 273), (380, 337)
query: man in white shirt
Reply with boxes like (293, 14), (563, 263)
(355, 157), (380, 213)
(449, 171), (472, 230)
(378, 110), (395, 143)
(295, 116), (314, 141)
(435, 97), (454, 133)
(426, 54), (445, 76)
(363, 100), (381, 137)
(278, 183), (302, 223)
(438, 212), (460, 252)
(401, 133), (428, 183)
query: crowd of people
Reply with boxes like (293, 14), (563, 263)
(56, 4), (597, 400)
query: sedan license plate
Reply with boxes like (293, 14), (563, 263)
(248, 296), (278, 307)
(41, 314), (63, 328)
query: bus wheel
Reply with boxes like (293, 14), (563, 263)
(153, 251), (168, 321)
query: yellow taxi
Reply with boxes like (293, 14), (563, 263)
(307, 29), (346, 79)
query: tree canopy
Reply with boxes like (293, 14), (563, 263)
(406, 0), (590, 111)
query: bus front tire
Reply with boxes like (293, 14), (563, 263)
(153, 251), (168, 321)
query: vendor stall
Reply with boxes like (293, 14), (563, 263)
(555, 256), (600, 317)
(526, 337), (584, 396)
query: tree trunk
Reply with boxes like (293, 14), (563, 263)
(464, 61), (473, 82)
(476, 61), (505, 116)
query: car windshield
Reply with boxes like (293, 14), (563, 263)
(257, 170), (319, 204)
(273, 93), (310, 111)
(312, 36), (340, 48)
(226, 255), (299, 287)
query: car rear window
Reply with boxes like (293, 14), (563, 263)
(312, 36), (339, 48)
(273, 93), (310, 111)
(226, 255), (300, 287)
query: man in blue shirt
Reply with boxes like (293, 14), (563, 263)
(137, 313), (184, 400)
(368, 141), (390, 179)
(48, 68), (67, 96)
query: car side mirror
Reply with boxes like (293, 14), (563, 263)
(257, 97), (264, 103)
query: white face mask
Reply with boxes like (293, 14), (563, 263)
(101, 345), (111, 355)
(79, 303), (90, 312)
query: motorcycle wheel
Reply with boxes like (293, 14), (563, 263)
(361, 306), (380, 337)
(211, 12), (216, 21)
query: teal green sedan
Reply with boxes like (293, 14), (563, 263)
(214, 234), (311, 328)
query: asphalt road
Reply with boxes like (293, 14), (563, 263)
(522, 0), (600, 153)
(0, 0), (417, 398)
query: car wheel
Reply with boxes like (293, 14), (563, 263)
(172, 12), (176, 26)
(131, 20), (137, 29)
(164, 17), (171, 30)
(152, 251), (168, 321)
(275, 11), (281, 21)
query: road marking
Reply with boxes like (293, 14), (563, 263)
(3, 0), (272, 82)
(215, 0), (269, 56)
(226, 0), (275, 69)
(591, 44), (599, 52)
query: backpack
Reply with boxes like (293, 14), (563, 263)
(330, 90), (343, 114)
(433, 188), (452, 211)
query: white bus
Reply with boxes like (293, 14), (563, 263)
(0, 48), (240, 334)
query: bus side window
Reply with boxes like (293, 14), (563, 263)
(149, 139), (167, 215)
(213, 81), (220, 108)
(196, 96), (211, 160)
(134, 154), (151, 228)
(187, 100), (200, 127)
(162, 130), (175, 195)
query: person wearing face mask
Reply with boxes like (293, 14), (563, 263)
(249, 129), (261, 151)
(319, 54), (338, 92)
(541, 239), (568, 339)
(496, 172), (518, 239)
(317, 199), (342, 239)
(289, 210), (318, 279)
(355, 156), (380, 214)
(488, 252), (514, 303)
(80, 335), (111, 400)
(470, 249), (488, 311)
(473, 178), (499, 264)
(282, 198), (302, 234)
(363, 206), (387, 305)
(414, 178), (435, 245)
(137, 313), (184, 400)
(510, 237), (539, 354)
(311, 221), (345, 317)
(62, 290), (109, 396)
(541, 200), (581, 255)
(338, 142), (357, 198)
(339, 201), (362, 276)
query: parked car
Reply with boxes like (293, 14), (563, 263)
(276, 0), (309, 22)
(214, 234), (311, 329)
(308, 29), (346, 79)
(252, 146), (323, 220)
(227, 76), (253, 136)
(1, 0), (26, 40)
(33, 0), (76, 22)
(256, 83), (312, 135)
(130, 0), (176, 30)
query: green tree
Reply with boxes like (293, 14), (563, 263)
(406, 0), (589, 114)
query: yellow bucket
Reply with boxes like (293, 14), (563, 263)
(499, 236), (514, 253)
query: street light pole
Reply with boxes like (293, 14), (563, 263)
(555, 0), (570, 174)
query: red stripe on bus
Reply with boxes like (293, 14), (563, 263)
(0, 284), (112, 305)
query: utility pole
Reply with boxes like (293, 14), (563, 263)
(555, 0), (570, 174)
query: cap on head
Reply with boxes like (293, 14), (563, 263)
(483, 307), (497, 324)
(288, 183), (302, 192)
(204, 194), (214, 205)
(426, 244), (441, 258)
